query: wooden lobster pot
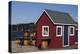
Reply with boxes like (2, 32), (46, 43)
(16, 39), (21, 47)
(24, 31), (28, 36)
(24, 39), (28, 46)
(16, 39), (20, 45)
(41, 38), (50, 49)
(32, 40), (36, 46)
(24, 37), (28, 46)
(31, 32), (36, 37)
(33, 32), (36, 36)
(41, 41), (48, 49)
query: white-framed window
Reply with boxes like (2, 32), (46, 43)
(42, 26), (49, 36)
(69, 26), (74, 36)
(56, 26), (62, 36)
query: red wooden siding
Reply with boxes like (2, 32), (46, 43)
(35, 11), (63, 48)
(69, 27), (75, 46)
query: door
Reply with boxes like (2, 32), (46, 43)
(63, 26), (69, 47)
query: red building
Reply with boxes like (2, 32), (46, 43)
(35, 9), (76, 48)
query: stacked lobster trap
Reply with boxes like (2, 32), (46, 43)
(16, 31), (36, 47)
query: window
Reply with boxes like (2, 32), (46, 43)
(56, 26), (62, 36)
(69, 26), (74, 36)
(42, 26), (49, 36)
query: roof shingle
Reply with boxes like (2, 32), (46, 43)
(45, 9), (76, 25)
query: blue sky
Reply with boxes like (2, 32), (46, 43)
(11, 1), (78, 24)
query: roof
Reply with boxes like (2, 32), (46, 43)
(45, 9), (76, 25)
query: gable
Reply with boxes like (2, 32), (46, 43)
(35, 11), (54, 25)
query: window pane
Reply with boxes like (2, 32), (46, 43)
(57, 28), (61, 35)
(43, 26), (48, 36)
(70, 28), (73, 34)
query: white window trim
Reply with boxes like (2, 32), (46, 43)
(42, 26), (49, 37)
(69, 26), (74, 36)
(56, 26), (62, 36)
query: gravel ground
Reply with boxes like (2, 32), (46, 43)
(11, 41), (39, 53)
(11, 41), (78, 53)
